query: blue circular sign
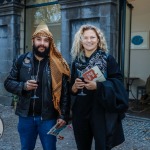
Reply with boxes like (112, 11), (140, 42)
(131, 35), (144, 45)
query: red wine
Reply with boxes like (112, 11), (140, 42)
(79, 77), (84, 82)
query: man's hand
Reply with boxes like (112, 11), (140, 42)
(56, 119), (66, 128)
(24, 80), (38, 91)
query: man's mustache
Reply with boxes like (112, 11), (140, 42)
(37, 45), (46, 49)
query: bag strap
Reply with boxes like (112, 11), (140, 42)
(16, 52), (29, 70)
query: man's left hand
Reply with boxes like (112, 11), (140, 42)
(56, 119), (66, 128)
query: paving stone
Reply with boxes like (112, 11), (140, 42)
(0, 105), (150, 150)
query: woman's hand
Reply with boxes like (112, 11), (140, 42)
(84, 79), (97, 90)
(72, 78), (85, 93)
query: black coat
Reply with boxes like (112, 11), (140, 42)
(4, 52), (70, 122)
(71, 54), (128, 149)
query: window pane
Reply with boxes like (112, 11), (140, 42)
(26, 0), (57, 5)
(25, 4), (61, 52)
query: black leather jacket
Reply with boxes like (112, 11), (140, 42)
(4, 52), (70, 122)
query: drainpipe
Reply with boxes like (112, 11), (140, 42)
(23, 1), (26, 53)
(118, 0), (126, 77)
(126, 3), (134, 94)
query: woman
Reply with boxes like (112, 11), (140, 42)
(70, 25), (128, 150)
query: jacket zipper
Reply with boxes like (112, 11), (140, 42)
(41, 63), (48, 120)
(41, 75), (44, 121)
(33, 100), (35, 117)
(41, 62), (49, 120)
(41, 76), (43, 120)
(32, 60), (41, 117)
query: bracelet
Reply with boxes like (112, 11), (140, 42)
(23, 82), (28, 91)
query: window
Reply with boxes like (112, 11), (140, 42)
(25, 0), (61, 52)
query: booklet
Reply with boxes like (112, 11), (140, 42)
(47, 124), (67, 137)
(82, 66), (106, 82)
(47, 124), (73, 140)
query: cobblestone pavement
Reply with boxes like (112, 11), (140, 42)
(0, 104), (150, 150)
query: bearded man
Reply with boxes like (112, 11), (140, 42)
(4, 22), (70, 150)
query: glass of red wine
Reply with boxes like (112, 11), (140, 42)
(77, 69), (87, 96)
(31, 75), (39, 99)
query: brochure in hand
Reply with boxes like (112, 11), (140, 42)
(47, 123), (66, 137)
(82, 66), (106, 82)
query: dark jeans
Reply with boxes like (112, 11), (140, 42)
(18, 116), (56, 150)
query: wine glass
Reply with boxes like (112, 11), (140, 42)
(31, 75), (39, 99)
(76, 69), (87, 96)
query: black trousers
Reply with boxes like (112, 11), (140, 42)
(72, 115), (111, 150)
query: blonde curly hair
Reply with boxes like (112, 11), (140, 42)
(71, 24), (108, 61)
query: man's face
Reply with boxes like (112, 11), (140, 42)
(32, 36), (50, 58)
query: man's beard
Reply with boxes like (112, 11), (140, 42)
(33, 44), (50, 58)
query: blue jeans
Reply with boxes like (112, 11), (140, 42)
(18, 116), (56, 150)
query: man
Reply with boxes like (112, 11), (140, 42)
(4, 22), (70, 150)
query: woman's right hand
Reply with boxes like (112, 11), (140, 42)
(72, 78), (85, 93)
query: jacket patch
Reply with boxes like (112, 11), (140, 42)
(24, 58), (30, 64)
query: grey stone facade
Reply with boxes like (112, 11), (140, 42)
(58, 0), (119, 64)
(0, 0), (120, 105)
(0, 0), (24, 105)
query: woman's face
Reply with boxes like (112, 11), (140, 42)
(81, 29), (99, 54)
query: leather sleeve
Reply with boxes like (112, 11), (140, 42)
(4, 58), (25, 96)
(58, 75), (71, 123)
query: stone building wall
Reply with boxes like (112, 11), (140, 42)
(58, 0), (119, 64)
(0, 0), (24, 105)
(0, 0), (120, 105)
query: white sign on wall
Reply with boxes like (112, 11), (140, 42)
(131, 31), (149, 49)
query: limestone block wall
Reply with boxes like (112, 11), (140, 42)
(58, 0), (119, 64)
(0, 1), (24, 105)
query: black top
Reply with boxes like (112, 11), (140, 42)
(28, 56), (48, 116)
(71, 51), (129, 148)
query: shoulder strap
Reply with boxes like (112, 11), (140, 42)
(17, 52), (29, 69)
